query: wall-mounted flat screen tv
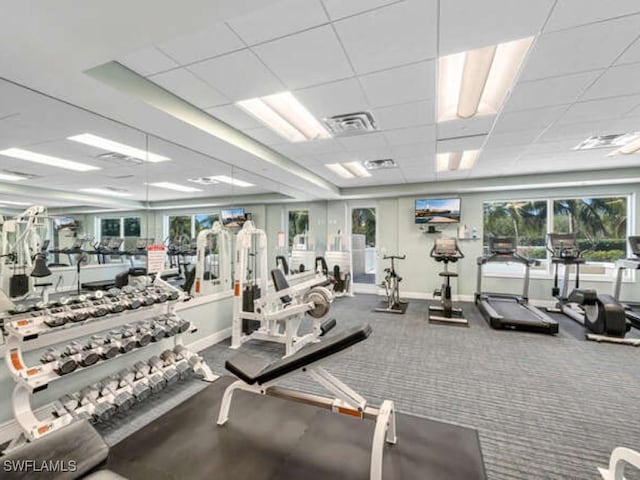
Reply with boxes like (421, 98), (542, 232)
(54, 217), (79, 230)
(221, 208), (246, 228)
(415, 198), (461, 224)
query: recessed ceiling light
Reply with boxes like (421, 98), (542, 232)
(147, 182), (202, 192)
(0, 148), (100, 172)
(343, 162), (372, 177)
(237, 92), (331, 143)
(80, 188), (132, 197)
(438, 37), (534, 122)
(207, 175), (254, 187)
(607, 136), (640, 156)
(0, 200), (30, 205)
(437, 150), (480, 172)
(68, 133), (170, 163)
(0, 172), (28, 182)
(573, 132), (640, 151)
(325, 163), (354, 179)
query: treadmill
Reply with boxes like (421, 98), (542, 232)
(613, 235), (640, 330)
(476, 237), (559, 334)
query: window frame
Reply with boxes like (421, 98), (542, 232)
(287, 209), (310, 249)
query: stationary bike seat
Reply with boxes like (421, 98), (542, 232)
(439, 272), (458, 277)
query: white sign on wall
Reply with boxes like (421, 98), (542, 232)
(147, 244), (166, 274)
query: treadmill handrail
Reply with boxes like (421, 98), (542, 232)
(477, 251), (537, 266)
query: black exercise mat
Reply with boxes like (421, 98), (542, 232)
(106, 376), (486, 480)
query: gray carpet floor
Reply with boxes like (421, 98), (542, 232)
(99, 294), (640, 480)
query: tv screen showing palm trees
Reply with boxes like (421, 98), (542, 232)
(415, 198), (461, 224)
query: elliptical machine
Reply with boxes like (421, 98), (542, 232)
(547, 233), (635, 345)
(429, 237), (467, 326)
(374, 255), (408, 314)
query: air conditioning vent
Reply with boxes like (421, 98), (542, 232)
(363, 159), (397, 170)
(95, 152), (142, 164)
(573, 132), (640, 150)
(323, 111), (377, 137)
(187, 176), (219, 185)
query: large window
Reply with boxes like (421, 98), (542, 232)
(124, 217), (141, 237)
(100, 218), (121, 238)
(168, 215), (192, 244)
(351, 207), (376, 284)
(483, 200), (547, 259)
(195, 214), (219, 236)
(482, 195), (630, 276)
(351, 208), (376, 247)
(553, 197), (627, 264)
(288, 210), (309, 247)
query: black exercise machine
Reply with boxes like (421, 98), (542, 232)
(546, 233), (635, 345)
(476, 237), (558, 334)
(375, 255), (408, 314)
(218, 324), (396, 480)
(429, 237), (467, 326)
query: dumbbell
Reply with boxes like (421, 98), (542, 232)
(142, 359), (167, 393)
(40, 348), (77, 375)
(160, 318), (180, 337)
(101, 376), (135, 413)
(149, 355), (179, 387)
(134, 323), (152, 347)
(68, 305), (90, 322)
(107, 288), (121, 297)
(88, 302), (108, 318)
(161, 349), (191, 379)
(119, 368), (151, 403)
(106, 297), (125, 314)
(107, 328), (136, 353)
(43, 312), (69, 328)
(87, 335), (119, 360)
(166, 289), (180, 301)
(140, 320), (167, 342)
(77, 385), (114, 424)
(51, 393), (79, 418)
(65, 341), (99, 367)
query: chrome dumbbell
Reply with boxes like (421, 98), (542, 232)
(134, 323), (152, 347)
(101, 376), (135, 413)
(40, 347), (77, 375)
(107, 328), (136, 353)
(143, 358), (167, 393)
(87, 335), (119, 360)
(119, 368), (150, 403)
(65, 341), (99, 367)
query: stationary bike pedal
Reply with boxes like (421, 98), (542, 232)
(433, 289), (442, 297)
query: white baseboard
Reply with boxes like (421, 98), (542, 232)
(373, 289), (555, 306)
(187, 327), (231, 352)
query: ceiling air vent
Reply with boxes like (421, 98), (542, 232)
(187, 176), (219, 185)
(95, 152), (142, 165)
(323, 111), (377, 137)
(573, 132), (640, 150)
(363, 159), (397, 170)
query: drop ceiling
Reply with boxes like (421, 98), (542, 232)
(0, 0), (640, 211)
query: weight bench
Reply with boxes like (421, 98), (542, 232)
(0, 419), (125, 479)
(218, 324), (396, 480)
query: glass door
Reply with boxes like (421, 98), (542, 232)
(351, 207), (376, 284)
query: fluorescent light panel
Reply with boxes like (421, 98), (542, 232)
(609, 137), (640, 156)
(0, 200), (30, 205)
(438, 36), (533, 122)
(68, 133), (170, 163)
(0, 148), (100, 172)
(80, 188), (132, 197)
(325, 163), (354, 179)
(325, 162), (371, 178)
(237, 92), (330, 143)
(148, 182), (202, 192)
(0, 173), (28, 182)
(209, 175), (254, 187)
(437, 150), (480, 172)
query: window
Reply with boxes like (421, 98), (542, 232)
(100, 218), (120, 238)
(168, 215), (192, 244)
(351, 208), (376, 247)
(482, 195), (630, 276)
(351, 207), (376, 284)
(123, 217), (141, 237)
(288, 210), (309, 247)
(553, 197), (627, 273)
(195, 214), (219, 235)
(483, 200), (547, 260)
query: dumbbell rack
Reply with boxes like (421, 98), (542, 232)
(3, 286), (216, 450)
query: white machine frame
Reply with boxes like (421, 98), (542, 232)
(325, 232), (353, 297)
(194, 220), (231, 296)
(599, 447), (640, 480)
(231, 221), (333, 357)
(290, 231), (316, 274)
(217, 353), (396, 480)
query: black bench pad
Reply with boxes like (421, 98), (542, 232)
(226, 324), (372, 385)
(0, 420), (108, 480)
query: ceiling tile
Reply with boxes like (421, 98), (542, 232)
(188, 49), (284, 101)
(311, 151), (359, 164)
(334, 0), (437, 74)
(341, 146), (393, 161)
(150, 68), (228, 108)
(205, 104), (262, 130)
(536, 119), (615, 143)
(504, 70), (603, 111)
(491, 105), (566, 134)
(156, 23), (244, 65)
(483, 129), (543, 150)
(437, 135), (486, 152)
(227, 0), (328, 45)
(544, 0), (640, 32)
(616, 37), (640, 65)
(295, 78), (369, 119)
(580, 62), (640, 100)
(436, 116), (495, 140)
(321, 0), (399, 20)
(372, 99), (434, 130)
(520, 15), (640, 81)
(359, 60), (434, 108)
(294, 138), (345, 156)
(338, 132), (388, 151)
(391, 142), (434, 159)
(120, 47), (178, 76)
(253, 25), (353, 90)
(439, 0), (553, 55)
(557, 95), (640, 124)
(385, 125), (436, 146)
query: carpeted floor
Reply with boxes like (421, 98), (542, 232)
(99, 294), (640, 480)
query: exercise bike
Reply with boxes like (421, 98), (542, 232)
(546, 233), (636, 345)
(374, 255), (408, 314)
(428, 237), (467, 326)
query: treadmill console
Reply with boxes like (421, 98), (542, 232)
(547, 233), (579, 258)
(489, 237), (517, 255)
(107, 238), (123, 250)
(434, 237), (457, 255)
(629, 236), (640, 257)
